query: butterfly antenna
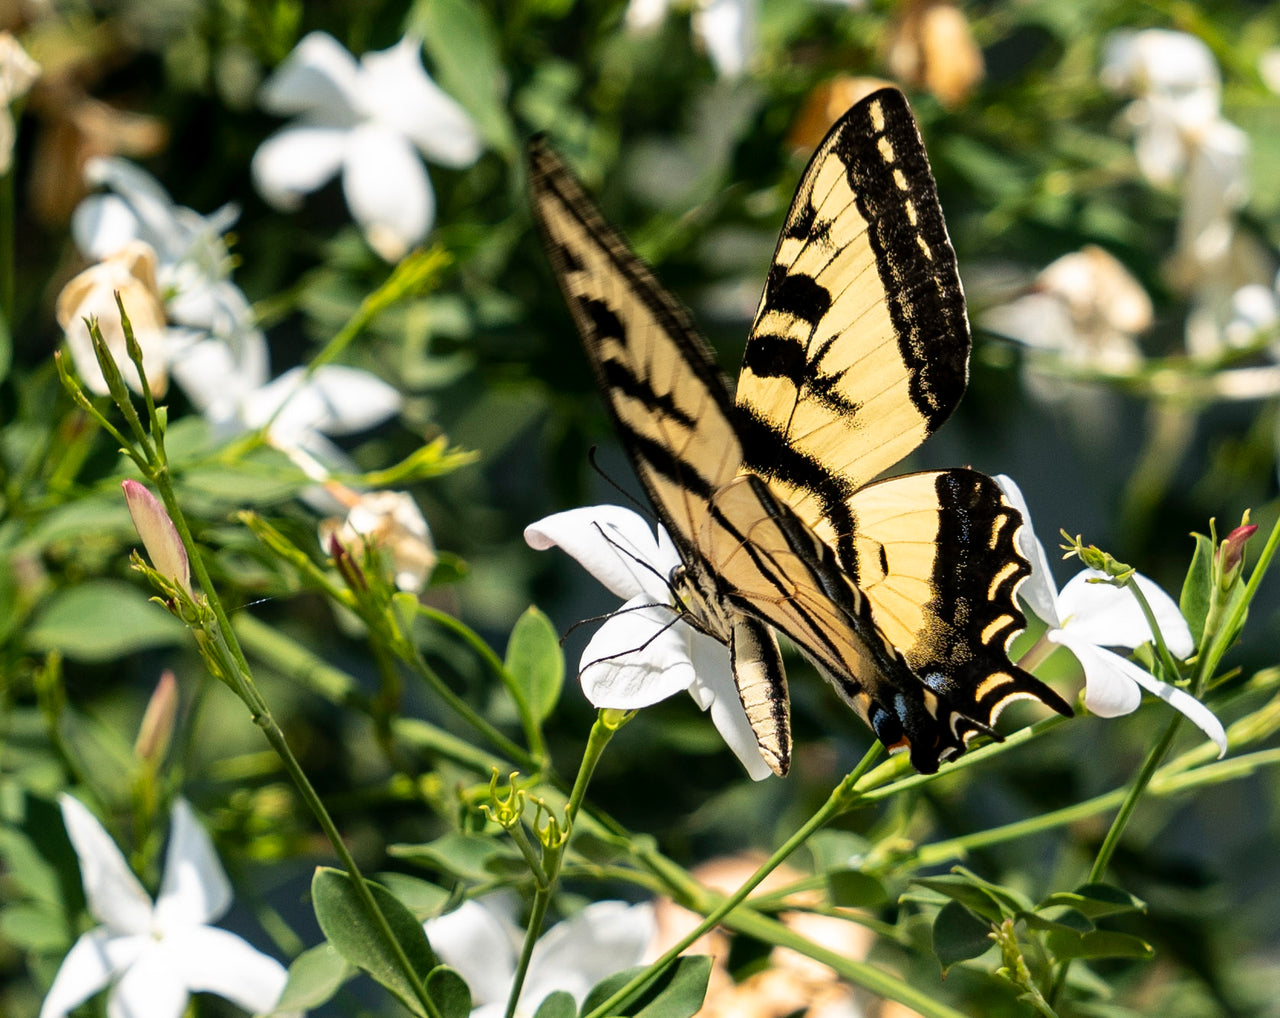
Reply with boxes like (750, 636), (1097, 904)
(230, 597), (276, 613)
(587, 446), (657, 525)
(560, 599), (674, 644)
(579, 611), (687, 673)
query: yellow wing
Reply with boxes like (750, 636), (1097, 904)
(731, 88), (1071, 767)
(704, 473), (1068, 772)
(528, 139), (793, 774)
(735, 87), (969, 556)
(528, 137), (741, 555)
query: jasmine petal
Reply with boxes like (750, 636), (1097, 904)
(527, 504), (772, 779)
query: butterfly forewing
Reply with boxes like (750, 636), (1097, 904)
(736, 88), (970, 556)
(528, 138), (742, 554)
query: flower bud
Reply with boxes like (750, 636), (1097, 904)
(134, 670), (178, 765)
(57, 241), (169, 397)
(1216, 513), (1256, 589)
(122, 479), (192, 596)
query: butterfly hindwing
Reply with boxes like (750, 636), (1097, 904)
(844, 469), (1073, 739)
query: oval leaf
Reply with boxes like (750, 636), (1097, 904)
(932, 900), (994, 973)
(1180, 532), (1214, 646)
(827, 869), (889, 907)
(427, 965), (472, 1018)
(272, 943), (354, 1012)
(388, 832), (519, 882)
(505, 606), (565, 726)
(581, 955), (713, 1018)
(533, 990), (578, 1018)
(1046, 928), (1155, 961)
(1038, 883), (1145, 919)
(312, 867), (438, 1015)
(27, 580), (185, 661)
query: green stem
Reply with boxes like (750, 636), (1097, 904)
(1047, 712), (1182, 1006)
(257, 714), (441, 1018)
(397, 632), (535, 770)
(1088, 714), (1182, 884)
(1124, 578), (1184, 686)
(144, 475), (439, 1017)
(582, 744), (883, 1018)
(506, 716), (615, 1018)
(416, 604), (547, 763)
(505, 892), (551, 1018)
(859, 713), (1072, 801)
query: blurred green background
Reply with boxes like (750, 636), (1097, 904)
(5, 0), (1280, 1015)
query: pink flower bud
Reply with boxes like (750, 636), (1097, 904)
(134, 670), (178, 764)
(122, 479), (192, 596)
(1219, 520), (1258, 579)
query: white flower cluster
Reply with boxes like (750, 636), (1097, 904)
(1101, 29), (1274, 361)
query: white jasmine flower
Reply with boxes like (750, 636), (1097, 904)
(0, 30), (39, 174)
(1101, 29), (1221, 185)
(252, 32), (482, 261)
(997, 476), (1226, 755)
(320, 489), (437, 591)
(55, 240), (171, 396)
(525, 505), (773, 780)
(425, 897), (655, 1018)
(982, 245), (1151, 372)
(169, 328), (401, 476)
(41, 796), (287, 1018)
(72, 157), (262, 355)
(625, 0), (757, 78)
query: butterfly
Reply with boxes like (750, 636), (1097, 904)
(527, 87), (1071, 775)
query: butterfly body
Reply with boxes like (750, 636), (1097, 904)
(529, 87), (1071, 776)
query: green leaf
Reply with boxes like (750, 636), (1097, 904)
(0, 902), (69, 951)
(26, 581), (186, 662)
(932, 900), (994, 973)
(311, 868), (438, 1015)
(411, 0), (516, 157)
(1045, 928), (1154, 961)
(827, 869), (889, 907)
(580, 955), (714, 1018)
(505, 606), (565, 726)
(427, 965), (472, 1018)
(1180, 532), (1214, 645)
(1038, 883), (1145, 919)
(388, 832), (519, 882)
(805, 830), (871, 872)
(0, 793), (82, 909)
(533, 990), (578, 1018)
(570, 830), (630, 865)
(272, 943), (354, 1012)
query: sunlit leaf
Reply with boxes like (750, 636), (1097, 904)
(312, 868), (438, 1015)
(505, 605), (565, 726)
